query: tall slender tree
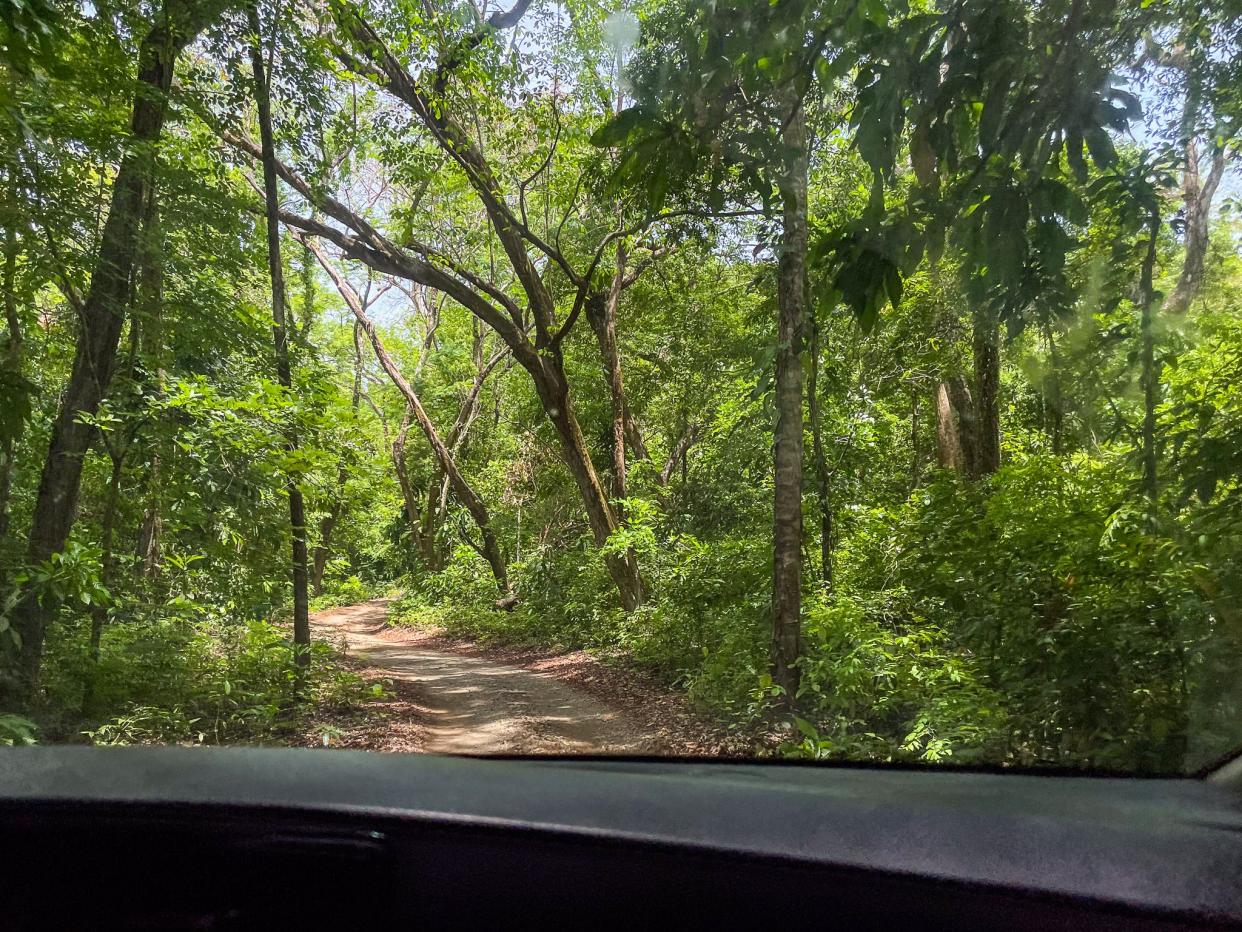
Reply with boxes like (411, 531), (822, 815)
(248, 1), (310, 670)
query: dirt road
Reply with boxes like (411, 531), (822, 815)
(312, 601), (654, 755)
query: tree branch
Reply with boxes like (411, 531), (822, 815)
(331, 6), (577, 341)
(659, 422), (702, 487)
(554, 209), (760, 346)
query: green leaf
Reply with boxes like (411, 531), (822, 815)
(794, 717), (820, 740)
(883, 264), (904, 309)
(1066, 130), (1087, 182)
(978, 80), (1008, 151)
(589, 106), (654, 148)
(1084, 127), (1116, 168)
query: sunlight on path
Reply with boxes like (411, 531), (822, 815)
(312, 601), (651, 755)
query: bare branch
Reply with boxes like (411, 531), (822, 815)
(555, 209), (760, 347)
(659, 423), (702, 487)
(331, 6), (579, 338)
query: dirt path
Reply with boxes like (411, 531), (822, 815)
(312, 600), (655, 754)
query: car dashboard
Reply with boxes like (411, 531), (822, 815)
(1, 748), (1240, 929)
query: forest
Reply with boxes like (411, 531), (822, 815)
(0, 0), (1239, 772)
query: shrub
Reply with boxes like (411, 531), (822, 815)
(0, 714), (37, 746)
(41, 606), (374, 746)
(787, 592), (1008, 763)
(309, 575), (374, 612)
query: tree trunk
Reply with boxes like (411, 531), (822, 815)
(134, 195), (167, 579)
(305, 241), (509, 593)
(310, 322), (363, 595)
(971, 307), (1001, 476)
(770, 95), (809, 702)
(249, 3), (310, 670)
(935, 376), (979, 475)
(391, 406), (420, 523)
(442, 324), (507, 453)
(418, 473), (444, 570)
(528, 354), (643, 611)
(586, 242), (636, 503)
(658, 423), (701, 487)
(807, 313), (833, 591)
(1165, 139), (1225, 316)
(7, 0), (219, 700)
(135, 488), (163, 578)
(1139, 209), (1161, 508)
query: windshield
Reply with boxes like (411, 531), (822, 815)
(0, 0), (1239, 775)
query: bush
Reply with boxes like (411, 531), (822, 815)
(0, 714), (37, 746)
(309, 575), (374, 612)
(41, 605), (374, 746)
(825, 454), (1214, 770)
(787, 592), (1008, 763)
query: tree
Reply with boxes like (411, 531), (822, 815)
(595, 0), (862, 700)
(306, 238), (510, 593)
(219, 0), (650, 610)
(6, 0), (236, 702)
(823, 0), (1155, 477)
(248, 0), (311, 671)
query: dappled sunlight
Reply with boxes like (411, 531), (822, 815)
(313, 602), (652, 755)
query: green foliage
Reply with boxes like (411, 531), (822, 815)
(1, 0), (1239, 776)
(44, 610), (373, 746)
(822, 454), (1224, 770)
(0, 367), (34, 447)
(0, 0), (63, 76)
(0, 713), (36, 745)
(309, 575), (373, 612)
(790, 594), (1007, 763)
(2, 541), (110, 650)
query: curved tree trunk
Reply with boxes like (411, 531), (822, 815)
(526, 350), (644, 611)
(658, 423), (701, 488)
(306, 240), (509, 594)
(586, 242), (640, 503)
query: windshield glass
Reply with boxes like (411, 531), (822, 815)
(1, 0), (1239, 775)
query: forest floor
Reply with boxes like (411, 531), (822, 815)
(307, 600), (743, 756)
